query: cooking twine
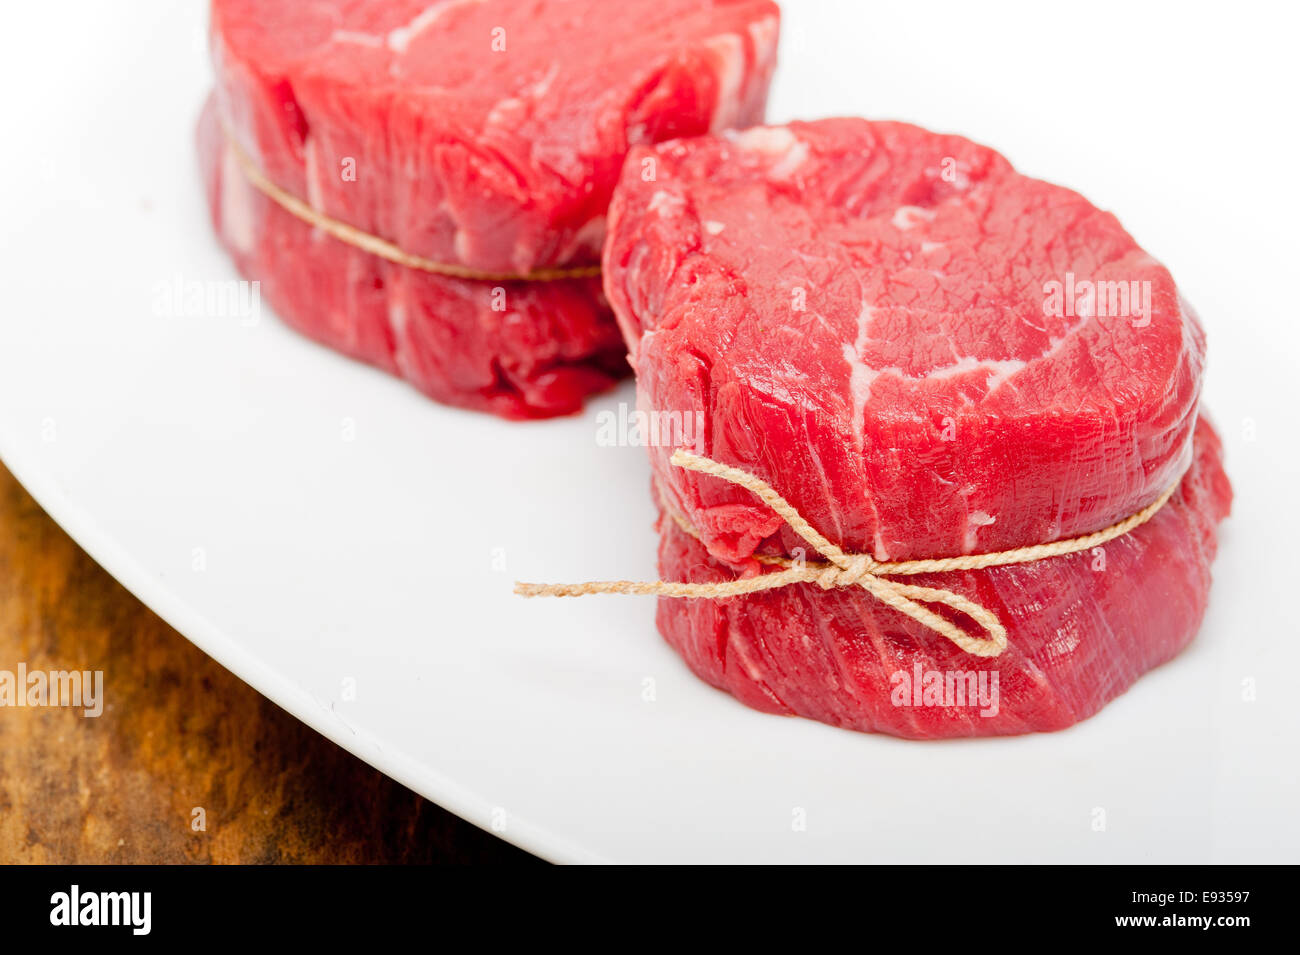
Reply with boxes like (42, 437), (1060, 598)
(224, 133), (602, 283)
(515, 449), (1185, 658)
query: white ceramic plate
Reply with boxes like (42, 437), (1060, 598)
(2, 0), (1297, 863)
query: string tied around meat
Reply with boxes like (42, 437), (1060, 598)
(223, 131), (601, 283)
(516, 449), (1185, 659)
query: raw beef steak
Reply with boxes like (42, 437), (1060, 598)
(604, 119), (1232, 736)
(202, 0), (779, 418)
(198, 98), (622, 417)
(655, 417), (1231, 737)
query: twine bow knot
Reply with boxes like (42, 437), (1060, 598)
(815, 554), (874, 589)
(516, 448), (1184, 659)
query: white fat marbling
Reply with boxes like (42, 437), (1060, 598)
(891, 205), (937, 231)
(748, 15), (780, 74)
(964, 510), (997, 552)
(220, 143), (256, 256)
(648, 190), (685, 216)
(388, 0), (483, 54)
(725, 125), (810, 178)
(726, 125), (796, 154)
(330, 30), (385, 48)
(841, 303), (879, 450)
(303, 136), (326, 212)
(705, 33), (745, 132)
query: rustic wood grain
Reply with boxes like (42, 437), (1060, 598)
(0, 462), (537, 864)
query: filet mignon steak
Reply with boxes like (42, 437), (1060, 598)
(201, 0), (780, 418)
(603, 119), (1232, 736)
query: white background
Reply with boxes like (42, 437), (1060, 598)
(0, 0), (1296, 862)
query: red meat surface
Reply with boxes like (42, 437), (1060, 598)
(656, 417), (1231, 737)
(604, 119), (1232, 736)
(203, 0), (780, 418)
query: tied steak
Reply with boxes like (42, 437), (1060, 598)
(604, 119), (1233, 737)
(201, 0), (780, 418)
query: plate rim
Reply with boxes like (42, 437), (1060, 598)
(0, 428), (596, 865)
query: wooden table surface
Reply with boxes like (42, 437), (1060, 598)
(0, 462), (537, 864)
